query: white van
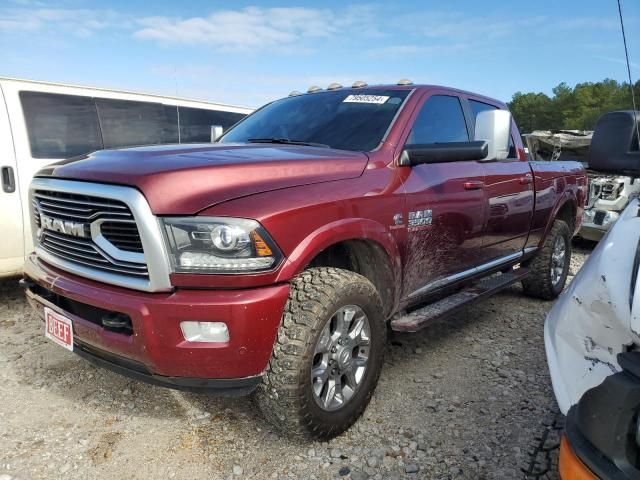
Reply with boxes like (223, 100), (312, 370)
(0, 77), (253, 278)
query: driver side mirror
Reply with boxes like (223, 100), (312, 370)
(588, 110), (640, 175)
(400, 141), (488, 166)
(400, 108), (513, 166)
(474, 109), (512, 162)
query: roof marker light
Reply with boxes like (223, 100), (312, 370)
(327, 83), (343, 90)
(397, 78), (413, 85)
(307, 85), (322, 93)
(351, 81), (368, 88)
(288, 90), (302, 96)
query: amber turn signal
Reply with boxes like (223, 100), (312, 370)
(252, 231), (273, 257)
(559, 436), (598, 480)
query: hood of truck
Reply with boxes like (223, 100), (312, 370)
(36, 143), (369, 214)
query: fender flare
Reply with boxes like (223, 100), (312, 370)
(275, 218), (402, 284)
(540, 189), (578, 247)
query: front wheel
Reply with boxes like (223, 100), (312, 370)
(522, 219), (572, 300)
(255, 267), (386, 439)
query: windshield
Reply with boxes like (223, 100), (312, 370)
(220, 89), (411, 152)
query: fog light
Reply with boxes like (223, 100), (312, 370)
(180, 321), (230, 343)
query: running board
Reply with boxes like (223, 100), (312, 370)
(390, 268), (529, 333)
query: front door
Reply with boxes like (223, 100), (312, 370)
(0, 85), (22, 276)
(399, 93), (487, 301)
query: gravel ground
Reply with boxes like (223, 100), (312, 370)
(0, 244), (592, 480)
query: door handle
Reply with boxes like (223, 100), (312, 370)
(463, 180), (484, 190)
(1, 166), (15, 193)
(519, 174), (533, 185)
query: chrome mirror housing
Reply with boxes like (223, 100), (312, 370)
(474, 110), (511, 161)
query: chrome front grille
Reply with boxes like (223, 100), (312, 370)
(32, 188), (148, 280)
(100, 221), (144, 253)
(39, 230), (148, 277)
(600, 183), (621, 201)
(30, 179), (172, 292)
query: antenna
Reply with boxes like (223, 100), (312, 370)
(617, 0), (640, 145)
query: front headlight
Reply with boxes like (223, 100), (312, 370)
(160, 217), (282, 274)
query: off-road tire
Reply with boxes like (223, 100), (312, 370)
(522, 220), (571, 300)
(255, 267), (386, 439)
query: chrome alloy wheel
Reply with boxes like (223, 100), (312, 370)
(310, 305), (371, 411)
(550, 235), (567, 286)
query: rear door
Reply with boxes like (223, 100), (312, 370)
(0, 84), (23, 276)
(465, 98), (534, 259)
(399, 92), (487, 300)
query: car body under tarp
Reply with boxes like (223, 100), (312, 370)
(524, 130), (592, 163)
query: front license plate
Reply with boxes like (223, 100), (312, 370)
(44, 307), (74, 351)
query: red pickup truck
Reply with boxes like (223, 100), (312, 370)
(21, 82), (586, 439)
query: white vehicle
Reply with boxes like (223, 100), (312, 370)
(0, 77), (252, 278)
(581, 172), (640, 241)
(580, 112), (640, 242)
(545, 110), (640, 478)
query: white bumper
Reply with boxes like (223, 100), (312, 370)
(545, 198), (640, 414)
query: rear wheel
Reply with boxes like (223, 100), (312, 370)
(255, 267), (386, 439)
(522, 220), (572, 300)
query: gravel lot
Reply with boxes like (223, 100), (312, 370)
(0, 244), (592, 480)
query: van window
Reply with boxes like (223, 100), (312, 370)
(96, 99), (179, 148)
(20, 92), (103, 159)
(179, 107), (246, 143)
(408, 95), (469, 144)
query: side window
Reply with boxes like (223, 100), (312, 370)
(95, 99), (179, 149)
(408, 95), (469, 144)
(20, 91), (103, 159)
(469, 99), (497, 120)
(469, 99), (518, 159)
(178, 107), (247, 143)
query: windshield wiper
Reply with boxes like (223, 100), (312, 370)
(247, 137), (330, 148)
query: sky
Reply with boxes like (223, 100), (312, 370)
(1, 0), (639, 109)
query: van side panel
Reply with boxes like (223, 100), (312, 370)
(0, 77), (253, 276)
(0, 82), (23, 277)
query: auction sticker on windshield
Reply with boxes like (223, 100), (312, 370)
(343, 95), (390, 104)
(44, 307), (74, 351)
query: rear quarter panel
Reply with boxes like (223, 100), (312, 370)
(526, 161), (587, 249)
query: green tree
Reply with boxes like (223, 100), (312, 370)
(508, 91), (558, 131)
(508, 79), (640, 132)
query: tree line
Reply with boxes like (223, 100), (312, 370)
(507, 79), (640, 133)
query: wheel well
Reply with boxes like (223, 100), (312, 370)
(555, 200), (577, 234)
(307, 240), (397, 318)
